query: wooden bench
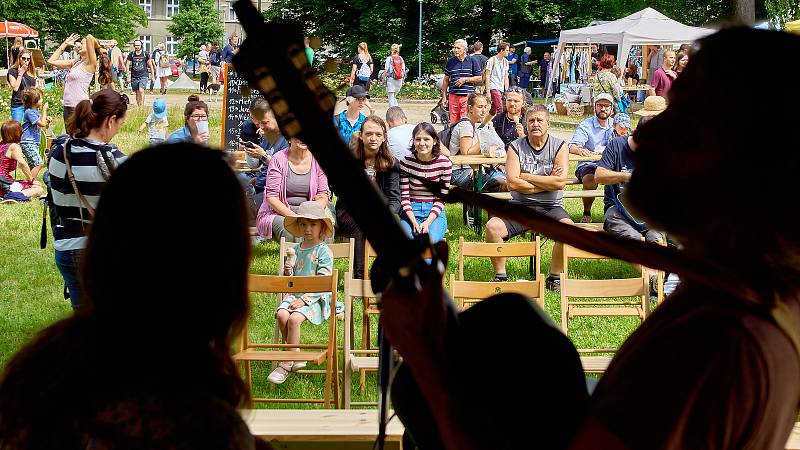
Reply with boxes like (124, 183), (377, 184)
(242, 409), (404, 449)
(485, 190), (604, 200)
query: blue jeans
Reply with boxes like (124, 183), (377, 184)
(450, 167), (506, 192)
(10, 105), (23, 123)
(55, 249), (83, 310)
(400, 201), (447, 243)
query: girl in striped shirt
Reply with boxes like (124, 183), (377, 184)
(399, 122), (452, 243)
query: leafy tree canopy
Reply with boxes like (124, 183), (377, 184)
(167, 0), (225, 60)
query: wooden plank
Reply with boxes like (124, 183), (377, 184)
(449, 155), (505, 165)
(451, 279), (542, 300)
(570, 307), (642, 317)
(282, 241), (354, 259)
(460, 241), (538, 258)
(248, 274), (335, 294)
(786, 423), (800, 449)
(580, 356), (613, 372)
(568, 153), (602, 162)
(242, 409), (404, 442)
(483, 190), (604, 200)
(564, 245), (607, 260)
(563, 278), (646, 298)
(350, 356), (379, 371)
(234, 350), (327, 365)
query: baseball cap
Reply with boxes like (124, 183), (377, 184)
(346, 85), (370, 99)
(613, 113), (631, 129)
(594, 93), (614, 105)
(153, 98), (167, 119)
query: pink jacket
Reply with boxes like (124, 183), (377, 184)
(256, 149), (329, 239)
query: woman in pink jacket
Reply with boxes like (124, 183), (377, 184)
(256, 137), (330, 242)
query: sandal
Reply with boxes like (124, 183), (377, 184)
(267, 363), (292, 384)
(580, 214), (592, 223)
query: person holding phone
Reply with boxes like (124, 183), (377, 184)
(167, 95), (209, 145)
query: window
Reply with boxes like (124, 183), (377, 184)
(138, 0), (151, 18)
(166, 0), (179, 17)
(228, 3), (237, 21)
(166, 36), (178, 55)
(138, 35), (151, 54)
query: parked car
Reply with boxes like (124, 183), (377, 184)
(182, 58), (200, 76)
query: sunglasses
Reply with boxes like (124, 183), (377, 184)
(20, 57), (30, 61)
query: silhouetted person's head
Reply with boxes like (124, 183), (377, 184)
(82, 143), (250, 347)
(629, 27), (800, 289)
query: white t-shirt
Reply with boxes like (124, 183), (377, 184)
(387, 123), (415, 161)
(485, 56), (509, 91)
(146, 113), (169, 141)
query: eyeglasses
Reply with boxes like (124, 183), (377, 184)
(596, 104), (613, 110)
(190, 114), (209, 121)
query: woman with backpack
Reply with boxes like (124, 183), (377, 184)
(383, 44), (406, 107)
(348, 42), (373, 91)
(153, 42), (172, 96)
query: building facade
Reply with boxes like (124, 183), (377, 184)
(133, 0), (273, 55)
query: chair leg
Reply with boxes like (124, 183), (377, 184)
(323, 354), (332, 409)
(344, 360), (351, 409)
(360, 368), (367, 394)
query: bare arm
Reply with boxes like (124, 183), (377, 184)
(266, 196), (296, 217)
(9, 144), (34, 181)
(36, 104), (49, 127)
(48, 33), (80, 69)
(441, 74), (449, 99)
(7, 71), (23, 91)
(314, 192), (329, 207)
(594, 166), (631, 185)
(458, 134), (481, 156)
(84, 35), (99, 72)
(349, 63), (357, 85)
(517, 142), (567, 191)
(505, 147), (539, 194)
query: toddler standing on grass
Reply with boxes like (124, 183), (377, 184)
(268, 201), (334, 385)
(138, 98), (169, 145)
(20, 88), (49, 180)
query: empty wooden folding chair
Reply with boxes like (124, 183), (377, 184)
(559, 244), (651, 336)
(236, 271), (340, 408)
(449, 274), (544, 310)
(342, 273), (380, 408)
(456, 236), (542, 285)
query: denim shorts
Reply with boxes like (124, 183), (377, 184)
(131, 76), (149, 92)
(20, 141), (43, 167)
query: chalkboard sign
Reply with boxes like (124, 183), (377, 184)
(221, 65), (262, 151)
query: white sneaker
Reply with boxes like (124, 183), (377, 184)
(267, 364), (292, 384)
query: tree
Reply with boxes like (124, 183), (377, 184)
(167, 0), (224, 61)
(766, 0), (800, 27)
(0, 0), (147, 50)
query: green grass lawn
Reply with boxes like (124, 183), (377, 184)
(0, 110), (648, 408)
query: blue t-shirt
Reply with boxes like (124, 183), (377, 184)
(444, 55), (481, 96)
(167, 125), (192, 143)
(22, 108), (41, 143)
(334, 112), (366, 145)
(598, 136), (636, 212)
(507, 52), (519, 75)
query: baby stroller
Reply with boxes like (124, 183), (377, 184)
(430, 99), (449, 128)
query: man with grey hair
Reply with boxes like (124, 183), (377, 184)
(485, 104), (572, 290)
(519, 47), (535, 90)
(386, 106), (415, 160)
(442, 38), (483, 124)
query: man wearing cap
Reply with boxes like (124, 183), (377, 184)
(334, 85), (372, 145)
(569, 93), (614, 223)
(442, 39), (483, 124)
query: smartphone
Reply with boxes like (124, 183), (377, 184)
(196, 121), (209, 134)
(239, 139), (257, 149)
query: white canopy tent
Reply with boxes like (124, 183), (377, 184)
(550, 8), (713, 95)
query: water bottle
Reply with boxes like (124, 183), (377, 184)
(285, 247), (296, 276)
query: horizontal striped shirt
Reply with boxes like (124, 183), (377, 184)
(399, 153), (452, 218)
(444, 55), (482, 96)
(48, 137), (127, 251)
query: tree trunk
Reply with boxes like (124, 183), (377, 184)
(732, 0), (755, 25)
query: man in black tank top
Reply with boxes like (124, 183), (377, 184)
(484, 105), (572, 289)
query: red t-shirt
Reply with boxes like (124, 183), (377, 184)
(650, 67), (673, 98)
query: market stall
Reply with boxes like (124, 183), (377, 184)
(0, 21), (40, 67)
(546, 8), (713, 99)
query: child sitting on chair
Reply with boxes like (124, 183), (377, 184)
(268, 201), (334, 385)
